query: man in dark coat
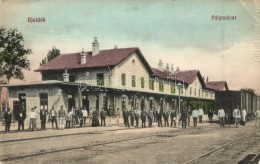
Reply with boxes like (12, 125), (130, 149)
(135, 109), (140, 127)
(18, 109), (26, 131)
(181, 109), (188, 128)
(148, 109), (153, 127)
(163, 110), (169, 127)
(170, 109), (177, 127)
(208, 109), (214, 124)
(141, 110), (147, 128)
(100, 108), (107, 127)
(123, 108), (130, 128)
(156, 109), (163, 127)
(4, 108), (12, 132)
(130, 109), (135, 126)
(40, 108), (48, 130)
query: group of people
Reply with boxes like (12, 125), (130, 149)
(3, 104), (260, 133)
(119, 107), (206, 129)
(2, 105), (89, 132)
(217, 106), (251, 128)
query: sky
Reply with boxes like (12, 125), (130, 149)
(0, 0), (259, 93)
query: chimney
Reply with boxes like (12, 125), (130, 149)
(81, 48), (86, 64)
(158, 59), (163, 71)
(114, 45), (118, 49)
(63, 68), (70, 82)
(166, 63), (170, 72)
(206, 76), (209, 82)
(176, 66), (180, 71)
(171, 64), (174, 73)
(92, 37), (99, 56)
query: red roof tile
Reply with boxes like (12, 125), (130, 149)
(152, 68), (200, 84)
(206, 81), (228, 91)
(35, 47), (138, 71)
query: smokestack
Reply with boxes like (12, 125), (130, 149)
(166, 63), (169, 72)
(206, 76), (209, 82)
(63, 68), (69, 82)
(92, 37), (99, 56)
(176, 67), (180, 71)
(158, 59), (163, 71)
(171, 64), (174, 73)
(81, 48), (86, 64)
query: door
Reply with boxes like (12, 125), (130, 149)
(68, 94), (75, 112)
(13, 101), (20, 121)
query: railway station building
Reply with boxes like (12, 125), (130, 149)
(6, 38), (216, 118)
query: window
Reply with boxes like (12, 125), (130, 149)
(198, 89), (201, 97)
(190, 87), (192, 95)
(39, 93), (48, 110)
(141, 77), (145, 88)
(159, 81), (164, 92)
(194, 88), (196, 96)
(96, 73), (104, 86)
(121, 73), (126, 86)
(132, 75), (136, 87)
(69, 75), (75, 82)
(171, 85), (175, 94)
(149, 79), (154, 90)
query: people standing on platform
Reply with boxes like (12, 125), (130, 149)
(233, 107), (241, 128)
(28, 107), (38, 131)
(208, 109), (214, 124)
(148, 109), (153, 127)
(107, 106), (112, 127)
(33, 106), (38, 129)
(49, 107), (58, 129)
(156, 108), (163, 127)
(100, 108), (107, 127)
(242, 109), (247, 123)
(187, 106), (191, 126)
(89, 107), (93, 125)
(191, 108), (198, 127)
(141, 110), (147, 128)
(66, 110), (73, 128)
(130, 109), (135, 126)
(58, 105), (66, 129)
(91, 108), (100, 127)
(198, 108), (204, 123)
(82, 107), (88, 126)
(180, 109), (187, 128)
(40, 108), (48, 130)
(153, 108), (156, 123)
(255, 108), (260, 127)
(4, 108), (12, 132)
(123, 108), (130, 128)
(71, 107), (77, 128)
(135, 109), (140, 127)
(77, 108), (84, 127)
(18, 109), (26, 131)
(170, 109), (177, 127)
(115, 108), (120, 126)
(163, 109), (170, 127)
(218, 108), (225, 127)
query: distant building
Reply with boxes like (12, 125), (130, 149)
(215, 90), (258, 114)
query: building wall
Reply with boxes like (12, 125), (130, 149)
(8, 85), (66, 113)
(113, 52), (150, 90)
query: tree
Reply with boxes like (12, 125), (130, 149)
(40, 47), (60, 66)
(0, 27), (32, 84)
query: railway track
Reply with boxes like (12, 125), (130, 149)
(0, 125), (215, 163)
(185, 129), (260, 164)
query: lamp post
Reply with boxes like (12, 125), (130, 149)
(177, 82), (183, 114)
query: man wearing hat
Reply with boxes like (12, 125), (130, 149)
(40, 108), (48, 130)
(4, 108), (12, 132)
